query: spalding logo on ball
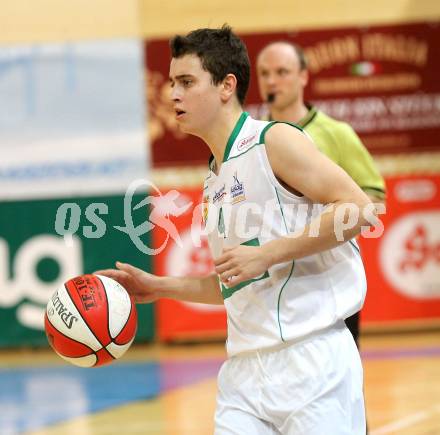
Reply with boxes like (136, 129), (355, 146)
(45, 274), (137, 367)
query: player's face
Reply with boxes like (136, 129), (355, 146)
(257, 44), (308, 111)
(169, 54), (222, 136)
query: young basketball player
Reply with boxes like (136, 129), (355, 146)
(97, 25), (373, 434)
(256, 41), (386, 348)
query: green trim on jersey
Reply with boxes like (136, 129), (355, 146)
(277, 261), (295, 342)
(349, 239), (361, 255)
(274, 186), (295, 342)
(223, 111), (249, 162)
(221, 237), (270, 300)
(259, 120), (303, 145)
(275, 188), (289, 233)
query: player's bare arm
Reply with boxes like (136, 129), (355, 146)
(215, 123), (374, 287)
(96, 262), (224, 305)
(266, 122), (373, 248)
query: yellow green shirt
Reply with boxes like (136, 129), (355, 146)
(298, 106), (386, 200)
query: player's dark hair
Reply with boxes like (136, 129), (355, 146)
(170, 24), (250, 105)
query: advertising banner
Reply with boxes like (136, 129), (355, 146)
(0, 194), (155, 346)
(0, 40), (153, 346)
(360, 175), (440, 326)
(146, 22), (440, 165)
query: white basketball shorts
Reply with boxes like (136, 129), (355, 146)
(215, 321), (365, 434)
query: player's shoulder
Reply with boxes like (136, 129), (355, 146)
(263, 121), (305, 146)
(263, 122), (315, 165)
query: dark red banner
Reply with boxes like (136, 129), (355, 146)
(146, 21), (440, 165)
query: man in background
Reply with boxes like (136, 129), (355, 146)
(256, 41), (386, 348)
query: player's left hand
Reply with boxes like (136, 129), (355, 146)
(214, 245), (271, 287)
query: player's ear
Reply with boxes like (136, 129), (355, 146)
(220, 74), (237, 102)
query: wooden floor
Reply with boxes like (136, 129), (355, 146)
(2, 331), (440, 435)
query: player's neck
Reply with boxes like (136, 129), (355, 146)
(270, 102), (308, 125)
(201, 105), (244, 172)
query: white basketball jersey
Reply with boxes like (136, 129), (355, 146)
(203, 112), (366, 357)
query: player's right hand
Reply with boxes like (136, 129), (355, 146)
(95, 262), (162, 303)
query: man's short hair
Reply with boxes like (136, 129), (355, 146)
(170, 25), (250, 105)
(290, 42), (308, 70)
(260, 41), (308, 71)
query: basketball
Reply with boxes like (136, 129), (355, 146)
(44, 274), (137, 368)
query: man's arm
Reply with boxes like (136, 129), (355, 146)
(265, 123), (373, 259)
(96, 262), (224, 305)
(215, 123), (374, 286)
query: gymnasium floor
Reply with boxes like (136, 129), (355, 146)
(2, 331), (440, 435)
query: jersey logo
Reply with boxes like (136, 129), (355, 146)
(213, 184), (226, 204)
(237, 133), (256, 151)
(231, 172), (246, 204)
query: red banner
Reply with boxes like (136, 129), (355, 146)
(360, 175), (440, 325)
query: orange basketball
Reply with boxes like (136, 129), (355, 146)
(45, 274), (137, 367)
